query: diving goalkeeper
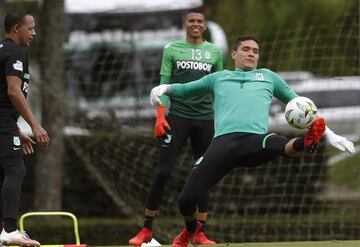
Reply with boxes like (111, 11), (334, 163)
(150, 36), (355, 247)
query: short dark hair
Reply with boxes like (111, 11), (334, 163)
(233, 36), (260, 51)
(4, 9), (32, 33)
(183, 8), (206, 21)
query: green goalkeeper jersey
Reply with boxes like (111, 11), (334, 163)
(160, 39), (223, 120)
(169, 68), (299, 137)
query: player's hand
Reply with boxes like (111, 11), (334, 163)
(19, 130), (35, 155)
(31, 124), (50, 150)
(325, 127), (355, 154)
(150, 85), (170, 107)
(154, 105), (171, 137)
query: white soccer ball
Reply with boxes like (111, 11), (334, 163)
(285, 96), (317, 129)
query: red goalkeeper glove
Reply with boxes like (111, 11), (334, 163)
(304, 117), (326, 153)
(154, 105), (171, 137)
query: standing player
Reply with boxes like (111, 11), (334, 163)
(0, 9), (49, 247)
(150, 36), (355, 247)
(129, 9), (223, 246)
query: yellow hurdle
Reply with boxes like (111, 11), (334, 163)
(9, 211), (87, 247)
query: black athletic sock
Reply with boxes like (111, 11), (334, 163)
(185, 219), (198, 233)
(199, 220), (206, 232)
(293, 137), (305, 151)
(3, 218), (17, 233)
(143, 215), (154, 230)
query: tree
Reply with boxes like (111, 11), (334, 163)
(34, 0), (65, 211)
(0, 0), (6, 38)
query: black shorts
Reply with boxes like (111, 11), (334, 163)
(189, 132), (289, 191)
(0, 130), (22, 159)
(205, 132), (288, 168)
(178, 132), (290, 216)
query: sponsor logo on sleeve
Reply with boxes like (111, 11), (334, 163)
(13, 60), (23, 71)
(22, 82), (29, 93)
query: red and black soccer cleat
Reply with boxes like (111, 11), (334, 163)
(192, 231), (216, 245)
(128, 227), (153, 246)
(304, 117), (326, 153)
(172, 222), (202, 247)
(172, 228), (194, 247)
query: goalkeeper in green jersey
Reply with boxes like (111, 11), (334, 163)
(128, 9), (223, 246)
(150, 36), (355, 247)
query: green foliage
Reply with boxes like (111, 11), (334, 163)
(328, 152), (360, 190)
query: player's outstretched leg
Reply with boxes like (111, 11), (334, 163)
(0, 229), (40, 247)
(172, 222), (201, 247)
(304, 117), (326, 153)
(128, 227), (153, 246)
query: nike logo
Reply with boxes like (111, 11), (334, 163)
(13, 147), (21, 151)
(161, 134), (172, 147)
(164, 134), (172, 144)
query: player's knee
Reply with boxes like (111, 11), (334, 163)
(154, 168), (171, 185)
(179, 192), (198, 215)
(266, 134), (289, 156)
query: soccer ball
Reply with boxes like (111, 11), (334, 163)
(285, 96), (317, 129)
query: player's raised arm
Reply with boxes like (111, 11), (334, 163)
(150, 74), (216, 107)
(273, 71), (355, 155)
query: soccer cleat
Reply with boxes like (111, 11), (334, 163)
(128, 227), (153, 246)
(172, 228), (194, 247)
(0, 229), (40, 247)
(304, 117), (326, 153)
(172, 222), (201, 247)
(192, 231), (216, 245)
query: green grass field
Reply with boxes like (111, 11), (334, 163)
(11, 241), (360, 247)
(90, 242), (360, 247)
(110, 241), (360, 247)
(207, 241), (360, 247)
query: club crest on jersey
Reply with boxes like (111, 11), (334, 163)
(0, 44), (3, 48)
(255, 73), (264, 80)
(204, 51), (211, 59)
(13, 60), (23, 71)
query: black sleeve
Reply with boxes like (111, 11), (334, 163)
(4, 48), (26, 79)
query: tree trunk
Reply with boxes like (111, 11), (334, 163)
(0, 0), (6, 38)
(34, 0), (64, 211)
